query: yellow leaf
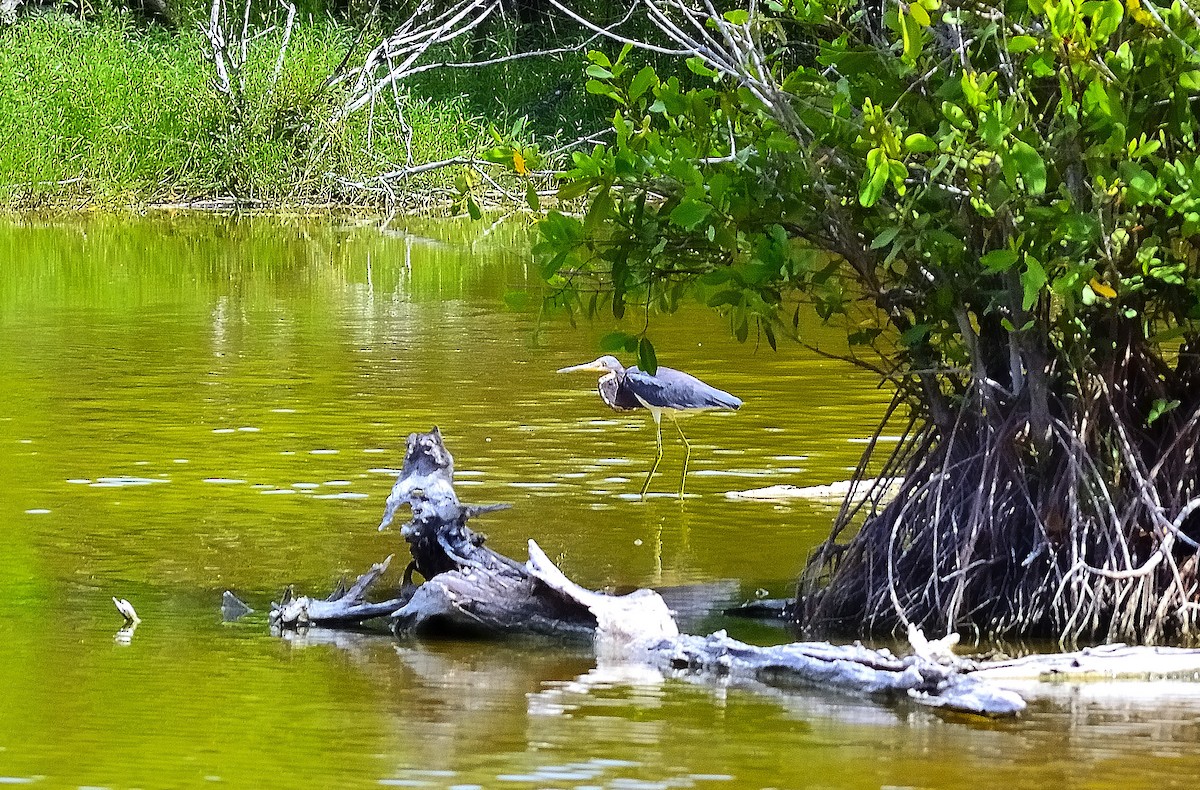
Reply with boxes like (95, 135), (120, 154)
(513, 150), (528, 176)
(1090, 277), (1117, 299)
(1125, 0), (1155, 25)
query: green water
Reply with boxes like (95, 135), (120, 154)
(1, 214), (1198, 789)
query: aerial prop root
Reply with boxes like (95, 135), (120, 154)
(800, 366), (1200, 644)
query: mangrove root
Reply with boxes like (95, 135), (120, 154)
(799, 348), (1200, 644)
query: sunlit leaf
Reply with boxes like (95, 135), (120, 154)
(669, 199), (712, 229)
(1148, 398), (1180, 426)
(1089, 277), (1117, 299)
(1021, 256), (1047, 311)
(1007, 141), (1046, 195)
(980, 249), (1018, 271)
(904, 133), (938, 153)
(1008, 34), (1038, 53)
(685, 56), (719, 78)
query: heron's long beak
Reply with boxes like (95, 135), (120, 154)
(556, 361), (606, 374)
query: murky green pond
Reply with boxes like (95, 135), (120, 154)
(2, 214), (1198, 789)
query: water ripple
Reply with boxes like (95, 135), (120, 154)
(89, 477), (170, 488)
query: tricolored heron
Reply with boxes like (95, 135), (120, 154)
(557, 355), (742, 497)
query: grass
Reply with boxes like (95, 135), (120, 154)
(0, 13), (491, 207)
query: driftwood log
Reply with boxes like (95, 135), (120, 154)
(264, 428), (1200, 719)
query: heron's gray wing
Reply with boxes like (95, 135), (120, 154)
(626, 367), (742, 410)
(600, 373), (643, 410)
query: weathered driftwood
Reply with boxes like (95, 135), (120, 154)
(270, 428), (599, 638)
(262, 428), (1041, 717)
(725, 478), (904, 502)
(378, 428), (599, 639)
(969, 643), (1200, 683)
(262, 427), (1200, 718)
(270, 555), (409, 628)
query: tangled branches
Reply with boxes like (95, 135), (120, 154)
(200, 0), (297, 111)
(800, 337), (1200, 644)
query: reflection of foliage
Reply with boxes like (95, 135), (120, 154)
(532, 0), (1200, 642)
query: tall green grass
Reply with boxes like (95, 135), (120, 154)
(0, 14), (487, 206)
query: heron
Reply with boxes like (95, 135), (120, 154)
(557, 355), (742, 497)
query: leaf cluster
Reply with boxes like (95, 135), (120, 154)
(531, 0), (1200, 415)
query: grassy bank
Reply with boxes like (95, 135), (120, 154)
(0, 14), (491, 207)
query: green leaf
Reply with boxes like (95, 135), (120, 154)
(556, 178), (594, 201)
(525, 182), (540, 212)
(941, 101), (972, 131)
(723, 9), (749, 24)
(1148, 398), (1180, 426)
(900, 11), (923, 63)
(762, 322), (778, 351)
(540, 249), (569, 279)
(980, 109), (1005, 147)
(980, 249), (1018, 271)
(871, 225), (901, 249)
(1119, 161), (1159, 202)
(859, 159), (889, 207)
(685, 57), (719, 78)
(1111, 41), (1132, 72)
(904, 133), (938, 153)
(629, 66), (659, 101)
(585, 79), (626, 104)
(637, 337), (658, 375)
(900, 324), (930, 347)
(1007, 140), (1047, 195)
(1021, 256), (1047, 310)
(584, 189), (615, 234)
(669, 199), (712, 230)
(1008, 34), (1038, 53)
(466, 195), (482, 221)
(585, 64), (614, 79)
(1091, 0), (1123, 40)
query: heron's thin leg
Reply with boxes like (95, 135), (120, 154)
(672, 414), (691, 499)
(641, 410), (664, 497)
